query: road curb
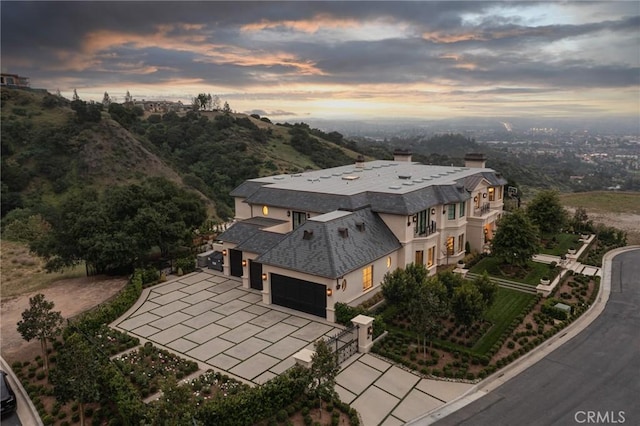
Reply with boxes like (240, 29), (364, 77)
(407, 245), (639, 425)
(0, 355), (43, 426)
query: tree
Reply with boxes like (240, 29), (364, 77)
(222, 101), (232, 115)
(309, 339), (340, 419)
(381, 263), (427, 308)
(473, 271), (498, 308)
(571, 207), (593, 234)
(124, 90), (133, 104)
(72, 88), (80, 101)
(16, 293), (64, 372)
(409, 277), (449, 356)
(526, 190), (568, 235)
(50, 333), (102, 426)
(30, 178), (206, 273)
(102, 91), (111, 108)
(491, 209), (541, 268)
(211, 94), (221, 110)
(451, 281), (486, 327)
(145, 375), (196, 425)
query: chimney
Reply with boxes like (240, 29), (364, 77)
(464, 152), (487, 168)
(393, 148), (412, 162)
(355, 155), (365, 168)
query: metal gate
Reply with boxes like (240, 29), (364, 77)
(326, 325), (359, 364)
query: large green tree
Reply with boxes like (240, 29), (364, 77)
(16, 293), (64, 373)
(473, 272), (498, 308)
(50, 333), (102, 426)
(30, 178), (206, 273)
(526, 190), (568, 235)
(451, 281), (486, 327)
(491, 209), (541, 267)
(409, 277), (449, 356)
(381, 262), (428, 309)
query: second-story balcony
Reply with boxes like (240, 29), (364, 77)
(474, 202), (491, 217)
(414, 221), (437, 238)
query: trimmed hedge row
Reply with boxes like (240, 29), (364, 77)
(197, 366), (313, 426)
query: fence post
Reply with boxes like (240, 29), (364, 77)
(351, 314), (374, 353)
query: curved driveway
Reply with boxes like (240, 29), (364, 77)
(430, 248), (640, 426)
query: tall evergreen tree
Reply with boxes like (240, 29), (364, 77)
(491, 209), (541, 268)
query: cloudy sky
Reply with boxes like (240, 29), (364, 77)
(2, 1), (638, 120)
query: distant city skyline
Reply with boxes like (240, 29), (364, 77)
(2, 1), (638, 121)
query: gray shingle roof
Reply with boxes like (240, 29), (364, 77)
(255, 208), (401, 279)
(236, 160), (505, 216)
(235, 230), (287, 255)
(217, 217), (286, 244)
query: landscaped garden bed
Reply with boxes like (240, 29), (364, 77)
(370, 271), (599, 382)
(470, 257), (561, 286)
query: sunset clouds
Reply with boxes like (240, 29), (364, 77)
(1, 1), (637, 120)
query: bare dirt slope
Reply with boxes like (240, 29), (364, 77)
(1, 275), (127, 364)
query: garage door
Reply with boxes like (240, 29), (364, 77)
(271, 274), (326, 318)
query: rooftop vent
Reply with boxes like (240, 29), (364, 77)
(338, 227), (349, 238)
(342, 175), (360, 181)
(303, 230), (314, 240)
(398, 175), (412, 180)
(389, 185), (402, 190)
(355, 155), (365, 168)
(273, 176), (285, 180)
(356, 222), (366, 232)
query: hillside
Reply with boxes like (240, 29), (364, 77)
(1, 88), (366, 220)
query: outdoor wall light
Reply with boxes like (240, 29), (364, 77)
(222, 249), (227, 256)
(474, 196), (479, 202)
(483, 193), (487, 198)
(261, 273), (267, 281)
(326, 288), (333, 297)
(242, 260), (247, 267)
(287, 210), (291, 217)
(431, 208), (436, 215)
(367, 326), (373, 336)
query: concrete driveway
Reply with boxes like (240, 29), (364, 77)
(112, 269), (474, 425)
(113, 270), (343, 384)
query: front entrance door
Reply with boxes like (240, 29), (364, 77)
(229, 249), (243, 277)
(249, 260), (263, 290)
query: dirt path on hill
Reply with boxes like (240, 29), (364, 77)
(0, 276), (127, 364)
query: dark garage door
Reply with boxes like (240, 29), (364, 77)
(249, 260), (263, 291)
(271, 274), (326, 318)
(229, 249), (243, 277)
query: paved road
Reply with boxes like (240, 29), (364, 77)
(433, 248), (640, 426)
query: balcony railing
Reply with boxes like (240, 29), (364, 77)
(414, 221), (437, 237)
(474, 202), (491, 217)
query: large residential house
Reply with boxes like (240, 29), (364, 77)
(215, 152), (507, 322)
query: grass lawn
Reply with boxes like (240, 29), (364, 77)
(559, 191), (640, 214)
(473, 288), (535, 354)
(470, 256), (555, 285)
(539, 233), (581, 256)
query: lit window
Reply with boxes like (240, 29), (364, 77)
(447, 204), (456, 220)
(386, 257), (391, 268)
(427, 247), (434, 267)
(415, 250), (424, 265)
(446, 237), (455, 256)
(488, 187), (495, 201)
(262, 205), (269, 216)
(363, 265), (373, 290)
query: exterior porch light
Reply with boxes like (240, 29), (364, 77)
(222, 249), (227, 256)
(326, 288), (333, 297)
(242, 259), (247, 267)
(261, 273), (267, 281)
(431, 208), (436, 215)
